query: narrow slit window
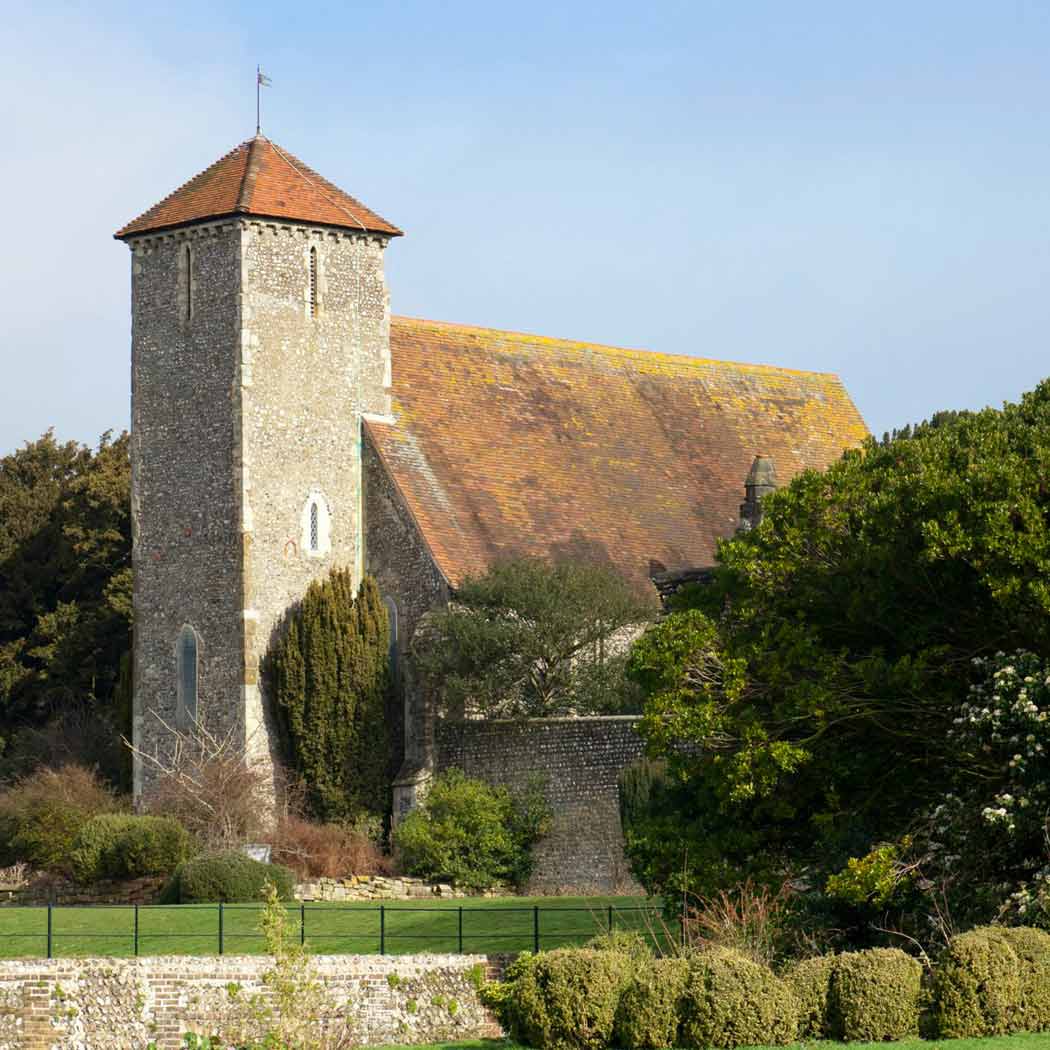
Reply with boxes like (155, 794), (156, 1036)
(177, 625), (199, 727)
(309, 501), (319, 551)
(308, 246), (318, 317)
(181, 244), (193, 321)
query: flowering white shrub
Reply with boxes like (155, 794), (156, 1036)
(921, 650), (1050, 926)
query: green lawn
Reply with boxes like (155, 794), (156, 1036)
(375, 1038), (1050, 1050)
(0, 895), (657, 958)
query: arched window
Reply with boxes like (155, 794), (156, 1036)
(180, 244), (193, 321)
(176, 625), (199, 728)
(301, 491), (331, 557)
(308, 246), (318, 317)
(383, 597), (400, 686)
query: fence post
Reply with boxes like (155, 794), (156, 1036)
(457, 906), (463, 954)
(218, 902), (224, 956)
(300, 902), (306, 946)
(533, 905), (540, 954)
(380, 905), (386, 955)
(46, 903), (53, 959)
(134, 904), (139, 957)
(608, 905), (613, 933)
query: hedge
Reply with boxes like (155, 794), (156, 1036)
(612, 956), (688, 1050)
(784, 954), (836, 1039)
(932, 927), (1022, 1037)
(678, 947), (799, 1049)
(998, 926), (1050, 1033)
(510, 948), (632, 1050)
(70, 814), (195, 882)
(831, 947), (922, 1042)
(159, 850), (296, 904)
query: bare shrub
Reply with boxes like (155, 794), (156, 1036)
(270, 813), (392, 880)
(0, 764), (121, 873)
(681, 879), (793, 967)
(129, 714), (273, 850)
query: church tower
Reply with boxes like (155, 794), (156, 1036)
(116, 136), (402, 800)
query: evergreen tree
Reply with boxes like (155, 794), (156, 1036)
(269, 571), (391, 821)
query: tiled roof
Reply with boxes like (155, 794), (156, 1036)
(366, 318), (869, 588)
(115, 136), (402, 239)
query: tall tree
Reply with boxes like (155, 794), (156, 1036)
(268, 571), (391, 821)
(627, 381), (1050, 899)
(416, 557), (656, 718)
(0, 431), (131, 775)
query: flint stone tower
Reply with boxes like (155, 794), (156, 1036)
(116, 137), (402, 800)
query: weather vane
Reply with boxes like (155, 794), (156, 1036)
(256, 65), (272, 136)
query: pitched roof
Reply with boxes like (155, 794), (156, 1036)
(115, 136), (402, 239)
(366, 318), (869, 589)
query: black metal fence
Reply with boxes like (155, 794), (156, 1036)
(0, 903), (665, 959)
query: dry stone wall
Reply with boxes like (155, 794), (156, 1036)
(0, 953), (500, 1049)
(436, 716), (647, 893)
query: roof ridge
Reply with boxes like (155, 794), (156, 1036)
(390, 314), (843, 380)
(235, 136), (264, 212)
(268, 141), (368, 232)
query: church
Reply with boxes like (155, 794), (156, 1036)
(116, 136), (867, 881)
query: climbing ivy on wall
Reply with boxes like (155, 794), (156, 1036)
(268, 571), (392, 821)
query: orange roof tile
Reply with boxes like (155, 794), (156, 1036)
(115, 136), (402, 239)
(367, 318), (869, 588)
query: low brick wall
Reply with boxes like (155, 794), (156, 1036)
(436, 716), (646, 893)
(0, 953), (503, 1048)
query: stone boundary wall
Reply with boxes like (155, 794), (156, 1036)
(297, 874), (488, 901)
(0, 875), (165, 907)
(0, 953), (503, 1049)
(436, 716), (647, 893)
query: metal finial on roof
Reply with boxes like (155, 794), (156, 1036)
(256, 66), (272, 136)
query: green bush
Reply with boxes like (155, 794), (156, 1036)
(784, 954), (836, 1038)
(933, 928), (1022, 1037)
(830, 947), (922, 1041)
(584, 928), (654, 962)
(613, 956), (688, 1050)
(510, 948), (631, 1050)
(0, 764), (118, 873)
(159, 851), (295, 904)
(999, 926), (1050, 1033)
(393, 768), (549, 891)
(71, 814), (195, 882)
(678, 946), (799, 1048)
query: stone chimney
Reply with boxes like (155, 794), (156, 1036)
(737, 456), (777, 533)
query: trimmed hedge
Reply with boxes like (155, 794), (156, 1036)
(511, 948), (632, 1050)
(70, 814), (195, 882)
(998, 926), (1050, 1033)
(933, 927), (1022, 1037)
(159, 850), (295, 904)
(831, 947), (922, 1042)
(613, 956), (688, 1050)
(784, 954), (836, 1039)
(678, 947), (799, 1049)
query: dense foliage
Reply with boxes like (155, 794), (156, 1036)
(159, 850), (296, 903)
(0, 764), (119, 872)
(268, 571), (392, 822)
(0, 431), (131, 786)
(70, 813), (195, 882)
(415, 557), (655, 717)
(393, 768), (551, 891)
(625, 382), (1050, 910)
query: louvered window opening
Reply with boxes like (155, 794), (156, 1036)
(308, 247), (318, 317)
(310, 502), (319, 551)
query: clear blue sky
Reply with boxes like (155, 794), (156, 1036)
(3, 1), (1049, 454)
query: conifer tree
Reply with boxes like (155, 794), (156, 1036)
(269, 570), (391, 821)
